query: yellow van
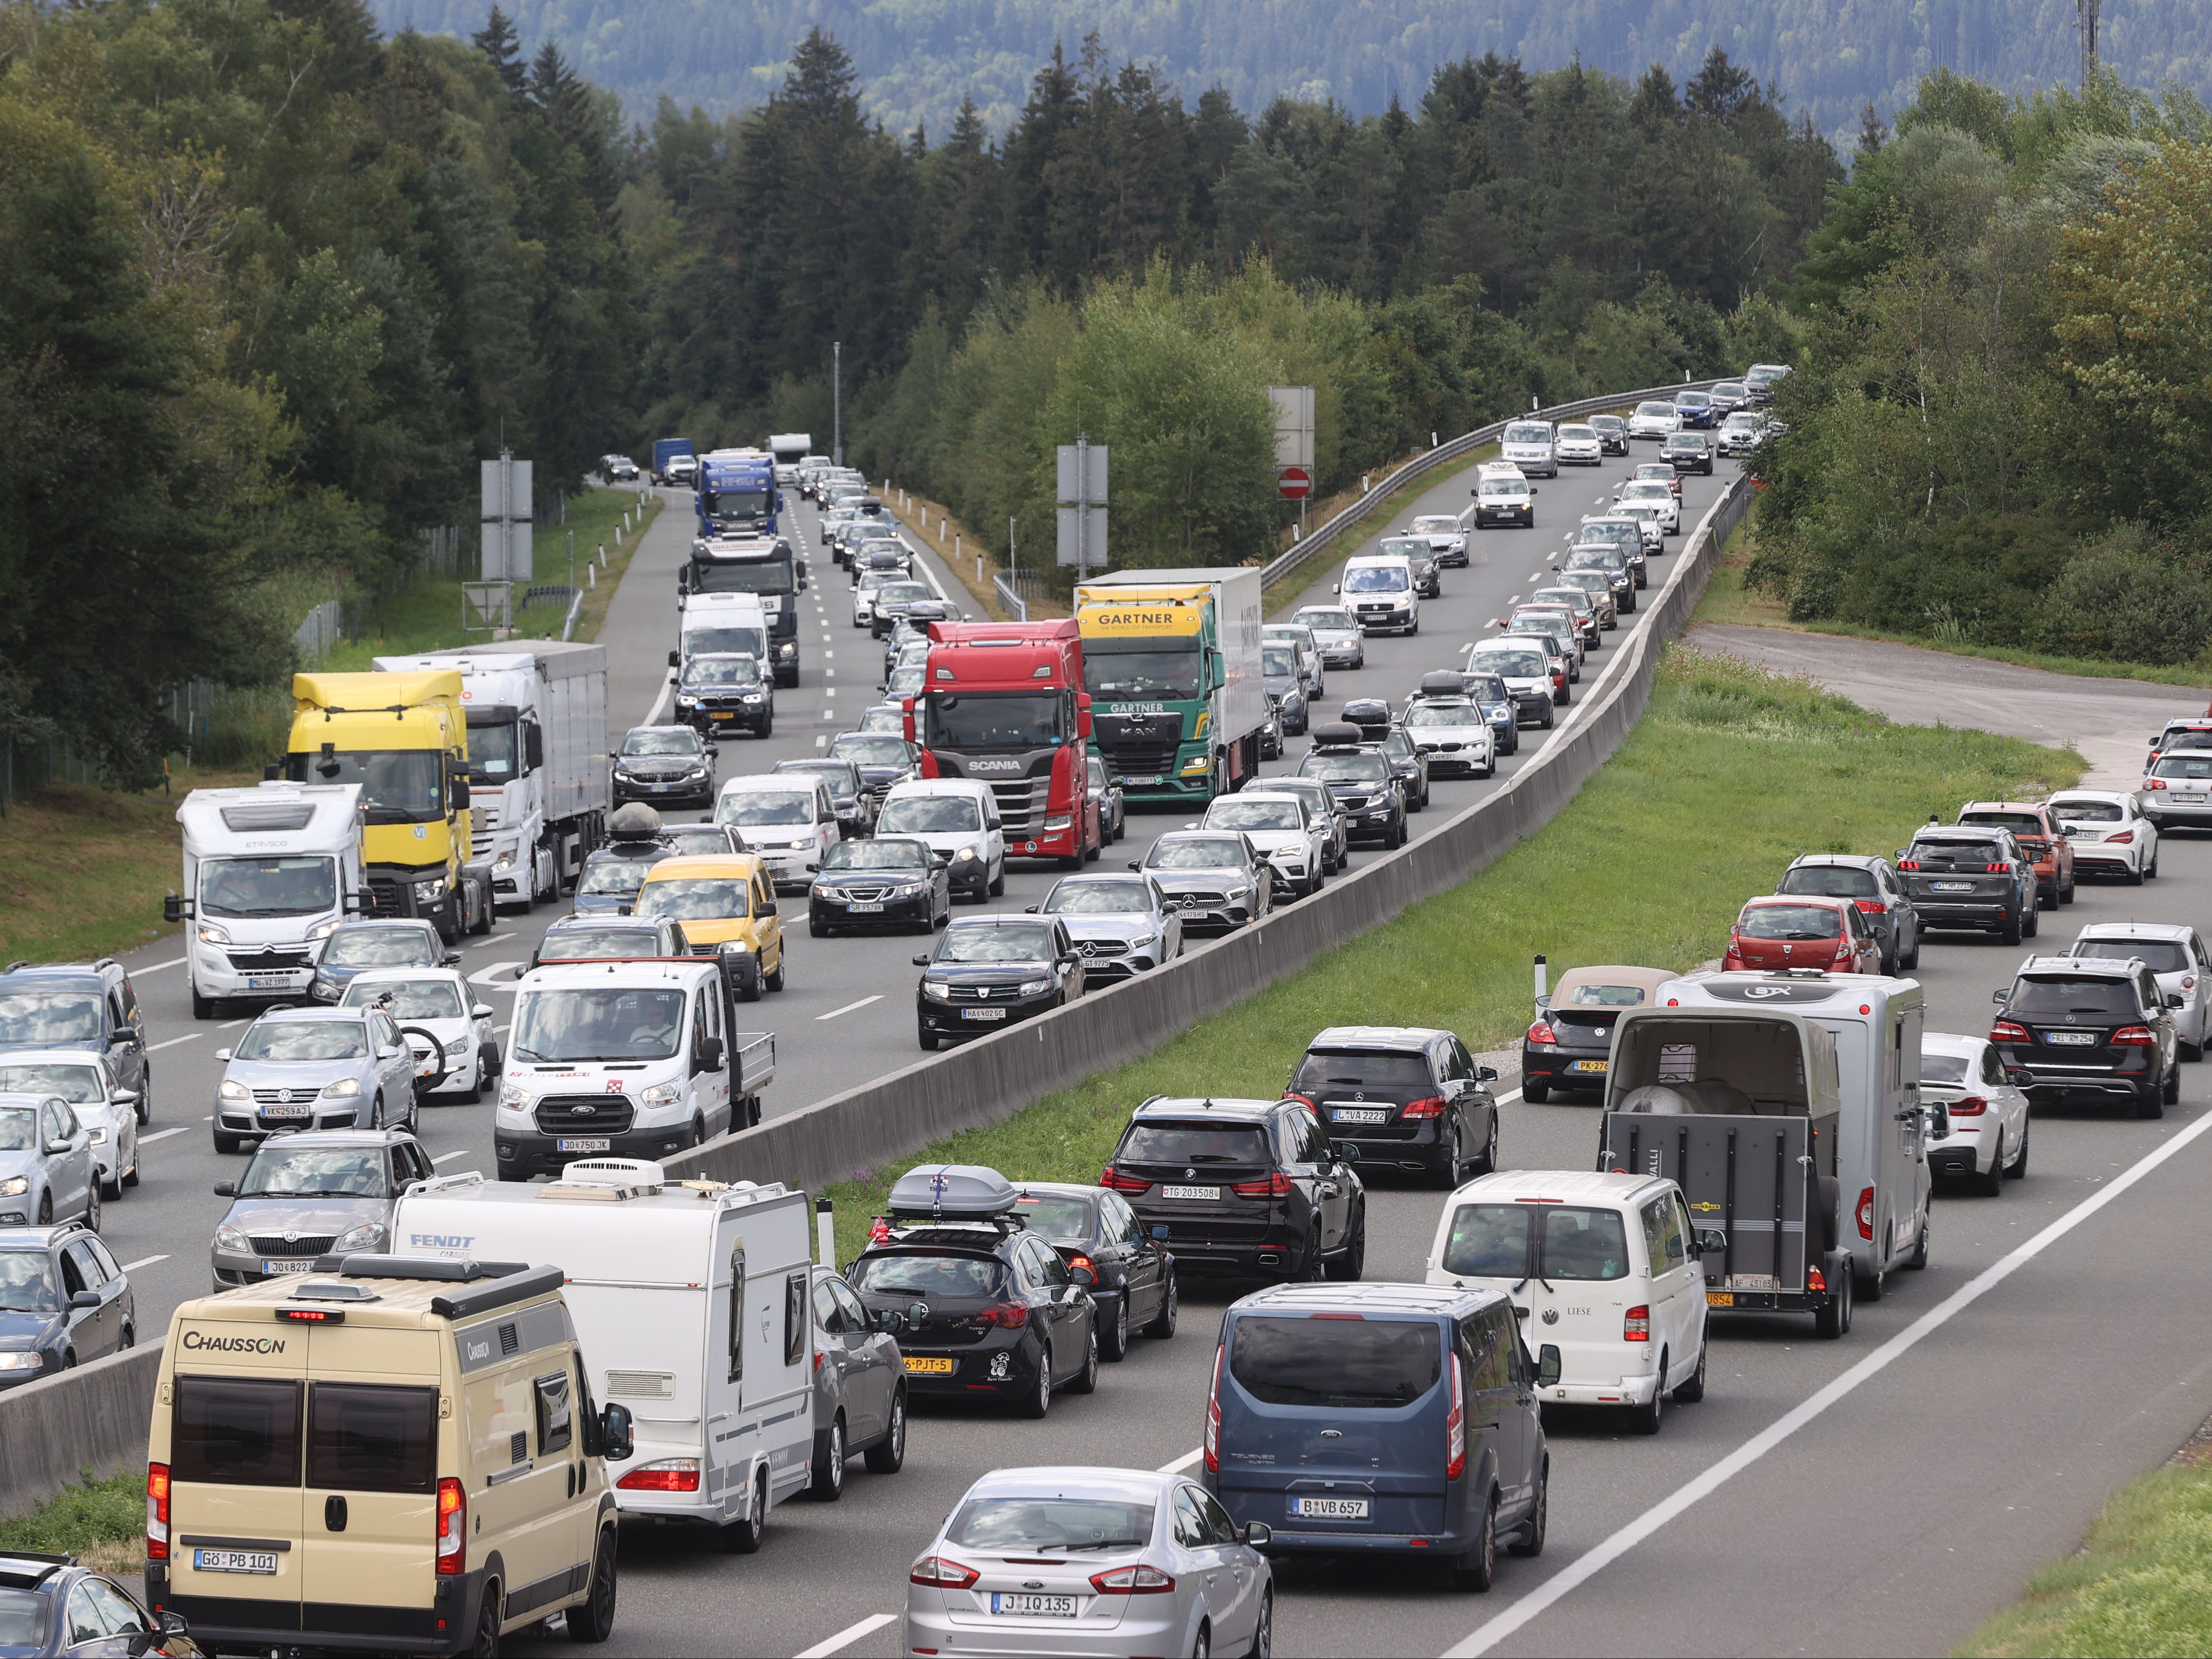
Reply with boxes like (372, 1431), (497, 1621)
(633, 853), (786, 1001)
(146, 1255), (633, 1654)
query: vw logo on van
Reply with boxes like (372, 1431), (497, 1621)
(1541, 1308), (1560, 1325)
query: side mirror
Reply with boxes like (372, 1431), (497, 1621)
(1535, 1344), (1563, 1389)
(46, 1138), (72, 1156)
(113, 1089), (141, 1107)
(1069, 1263), (1097, 1287)
(668, 650), (680, 668)
(162, 892), (190, 924)
(1992, 989), (2009, 1006)
(1023, 905), (1039, 914)
(912, 955), (932, 967)
(873, 1308), (906, 1335)
(450, 775), (471, 810)
(1535, 993), (1552, 1010)
(212, 1180), (237, 1198)
(1695, 1227), (1727, 1256)
(599, 1402), (634, 1462)
(697, 1036), (725, 1074)
(1243, 1521), (1273, 1548)
(1476, 1066), (1497, 1082)
(805, 863), (818, 873)
(472, 1004), (493, 1020)
(1331, 1142), (1362, 1163)
(214, 1048), (233, 1063)
(2007, 1066), (2034, 1086)
(443, 953), (462, 968)
(1127, 861), (1142, 872)
(2169, 993), (2186, 1009)
(70, 1290), (101, 1309)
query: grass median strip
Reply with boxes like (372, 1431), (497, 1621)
(825, 644), (2080, 1261)
(0, 1470), (144, 1575)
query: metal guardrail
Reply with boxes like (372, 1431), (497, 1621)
(993, 572), (1029, 621)
(1259, 379), (1724, 592)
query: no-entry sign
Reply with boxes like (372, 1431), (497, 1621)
(1277, 466), (1312, 501)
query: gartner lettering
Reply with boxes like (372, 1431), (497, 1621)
(181, 1330), (287, 1354)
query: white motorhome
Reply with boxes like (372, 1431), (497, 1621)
(373, 643), (611, 908)
(171, 782), (365, 1020)
(392, 1158), (818, 1548)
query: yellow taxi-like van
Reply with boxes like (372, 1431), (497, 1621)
(146, 1254), (634, 1654)
(633, 853), (787, 1002)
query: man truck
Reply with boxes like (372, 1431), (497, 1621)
(1072, 568), (1268, 805)
(903, 620), (1099, 866)
(372, 642), (611, 909)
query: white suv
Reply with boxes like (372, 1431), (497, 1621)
(1499, 420), (1558, 478)
(1628, 400), (1682, 440)
(2069, 922), (2212, 1060)
(1199, 792), (1327, 899)
(1613, 479), (1681, 535)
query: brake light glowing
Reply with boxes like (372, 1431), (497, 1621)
(1624, 1305), (1650, 1342)
(1204, 1345), (1224, 1473)
(1526, 1021), (1558, 1046)
(1445, 1356), (1467, 1480)
(1949, 1095), (1989, 1116)
(436, 1477), (465, 1575)
(1098, 1164), (1149, 1194)
(1401, 1095), (1447, 1120)
(1068, 1254), (1094, 1275)
(617, 1459), (702, 1492)
(275, 1307), (343, 1323)
(910, 1556), (981, 1589)
(1856, 1189), (1874, 1241)
(145, 1462), (170, 1561)
(1091, 1564), (1176, 1594)
(1990, 1020), (2032, 1044)
(1984, 864), (2010, 873)
(2112, 1025), (2156, 1046)
(1232, 1171), (1293, 1199)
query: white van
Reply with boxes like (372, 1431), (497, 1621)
(1499, 419), (1558, 478)
(675, 593), (771, 670)
(1426, 1168), (1707, 1431)
(714, 774), (839, 892)
(493, 958), (738, 1181)
(1336, 554), (1420, 636)
(393, 1159), (818, 1550)
(1471, 462), (1535, 529)
(875, 779), (1007, 901)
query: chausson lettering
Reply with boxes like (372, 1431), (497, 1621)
(181, 1330), (287, 1354)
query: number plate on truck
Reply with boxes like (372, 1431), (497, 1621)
(193, 1549), (277, 1575)
(557, 1137), (611, 1153)
(1290, 1497), (1370, 1519)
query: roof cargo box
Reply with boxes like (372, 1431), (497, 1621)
(889, 1163), (1016, 1221)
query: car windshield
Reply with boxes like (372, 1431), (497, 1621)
(1563, 982), (1648, 1008)
(879, 796), (982, 834)
(1959, 812), (2045, 833)
(1343, 565), (1409, 593)
(1678, 393), (1710, 407)
(1301, 753), (1388, 782)
(683, 656), (762, 688)
(1230, 1315), (1441, 1408)
(1558, 425), (1596, 440)
(540, 928), (659, 961)
(235, 1019), (371, 1061)
(0, 989), (104, 1045)
(1636, 402), (1674, 417)
(1206, 800), (1300, 831)
(885, 666), (925, 696)
(1511, 613), (1569, 636)
(1262, 648), (1298, 677)
(1910, 840), (2003, 865)
(1405, 702), (1478, 727)
(1118, 1123), (1269, 1164)
(1145, 839), (1243, 869)
(2007, 977), (2141, 1019)
(1044, 881), (1152, 915)
(1921, 1053), (1973, 1085)
(1465, 675), (1509, 701)
(1380, 538), (1431, 560)
(0, 1062), (102, 1102)
(945, 1496), (1154, 1553)
(935, 926), (1054, 964)
(237, 1146), (392, 1198)
(831, 736), (913, 769)
(623, 730), (700, 757)
(1289, 1051), (1432, 1093)
(684, 626), (767, 660)
(1738, 903), (1843, 941)
(1298, 610), (1357, 632)
(1534, 591), (1589, 612)
(341, 979), (465, 1020)
(1505, 424), (1550, 445)
(877, 583), (932, 606)
(1441, 1204), (1633, 1280)
(857, 707), (905, 734)
(824, 840), (931, 872)
(2154, 756), (2212, 779)
(779, 762), (857, 795)
(1411, 517), (1459, 534)
(2074, 939), (2190, 973)
(1565, 550), (1624, 573)
(1474, 650), (1547, 678)
(511, 988), (689, 1062)
(1012, 1192), (1095, 1239)
(850, 1252), (1006, 1298)
(322, 930), (438, 967)
(636, 879), (750, 921)
(1479, 479), (1526, 497)
(200, 855), (338, 920)
(2051, 799), (2124, 822)
(1778, 866), (1878, 898)
(1591, 415), (1623, 429)
(1620, 483), (1671, 501)
(0, 1248), (60, 1311)
(718, 791), (814, 828)
(577, 854), (656, 895)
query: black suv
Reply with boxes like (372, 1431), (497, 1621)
(1286, 1026), (1500, 1188)
(846, 1164), (1101, 1418)
(1778, 854), (1921, 974)
(1992, 955), (2179, 1117)
(914, 917), (1085, 1050)
(0, 960), (149, 1122)
(1297, 726), (1407, 849)
(1899, 826), (2037, 944)
(1010, 1180), (1178, 1359)
(1101, 1095), (1368, 1282)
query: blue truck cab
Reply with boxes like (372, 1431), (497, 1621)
(1201, 1282), (1554, 1588)
(697, 453), (780, 539)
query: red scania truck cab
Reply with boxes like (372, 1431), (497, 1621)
(904, 621), (1102, 867)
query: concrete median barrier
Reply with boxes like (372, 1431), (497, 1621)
(0, 1343), (164, 1522)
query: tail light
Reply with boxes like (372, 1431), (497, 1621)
(814, 1350), (825, 1372)
(1232, 1171), (1292, 1199)
(910, 1556), (980, 1589)
(975, 1304), (1030, 1328)
(1401, 1095), (1447, 1120)
(2145, 778), (2169, 790)
(1098, 1164), (1149, 1194)
(1808, 1265), (1826, 1292)
(2111, 1025), (2156, 1046)
(1204, 1344), (1224, 1473)
(1445, 1356), (1467, 1481)
(2109, 831), (2135, 844)
(1853, 899), (1887, 915)
(1984, 864), (2010, 874)
(1948, 1095), (1989, 1116)
(1898, 859), (1920, 871)
(1067, 1254), (1094, 1275)
(436, 1477), (465, 1574)
(1831, 940), (1854, 962)
(617, 1458), (702, 1492)
(2185, 975), (2196, 991)
(145, 1462), (170, 1561)
(1990, 1019), (2032, 1044)
(1091, 1564), (1176, 1595)
(1624, 1305), (1650, 1342)
(1283, 1092), (1316, 1110)
(1856, 1188), (1874, 1241)
(1526, 1021), (1557, 1046)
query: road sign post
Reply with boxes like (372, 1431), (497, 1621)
(1056, 438), (1108, 576)
(1269, 385), (1315, 539)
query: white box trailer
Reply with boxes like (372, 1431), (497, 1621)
(392, 1158), (817, 1543)
(374, 642), (609, 907)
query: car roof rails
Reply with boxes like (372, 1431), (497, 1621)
(1, 962), (26, 975)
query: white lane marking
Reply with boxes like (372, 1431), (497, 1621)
(494, 1024), (510, 1035)
(815, 735), (829, 749)
(468, 962), (527, 990)
(1493, 1088), (1523, 1106)
(134, 957), (187, 975)
(467, 935), (503, 949)
(1444, 1100), (2212, 1659)
(795, 1613), (898, 1659)
(823, 650), (833, 660)
(147, 1035), (203, 1052)
(815, 996), (883, 1022)
(120, 1255), (170, 1272)
(139, 1127), (191, 1145)
(824, 687), (837, 699)
(432, 1150), (472, 1164)
(1157, 1447), (1203, 1474)
(219, 1017), (250, 1030)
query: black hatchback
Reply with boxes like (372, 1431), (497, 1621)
(914, 917), (1085, 1050)
(1101, 1095), (1367, 1282)
(1009, 1181), (1178, 1359)
(1286, 1026), (1499, 1187)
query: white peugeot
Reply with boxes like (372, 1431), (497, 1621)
(1920, 1031), (2032, 1193)
(2068, 922), (2212, 1060)
(2047, 789), (2159, 882)
(1198, 793), (1328, 899)
(342, 968), (500, 1103)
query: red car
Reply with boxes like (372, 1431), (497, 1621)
(1723, 897), (1882, 974)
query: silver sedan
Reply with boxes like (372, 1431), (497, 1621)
(906, 1466), (1273, 1659)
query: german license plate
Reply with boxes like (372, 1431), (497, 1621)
(1931, 881), (1973, 892)
(2044, 1031), (2097, 1045)
(1329, 1108), (1389, 1125)
(904, 1356), (954, 1375)
(1123, 775), (1161, 786)
(847, 901), (884, 913)
(992, 1593), (1075, 1617)
(246, 975), (293, 991)
(960, 1007), (1007, 1021)
(1290, 1496), (1369, 1519)
(193, 1548), (277, 1575)
(557, 1137), (612, 1152)
(261, 1103), (310, 1118)
(1162, 1185), (1220, 1200)
(1573, 1059), (1610, 1073)
(1706, 1292), (1734, 1308)
(260, 1260), (309, 1276)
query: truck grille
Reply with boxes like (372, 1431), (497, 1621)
(1100, 740), (1180, 779)
(533, 1095), (636, 1135)
(249, 1235), (335, 1257)
(990, 778), (1050, 838)
(227, 949), (313, 971)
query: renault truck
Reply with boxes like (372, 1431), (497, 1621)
(373, 643), (611, 909)
(282, 670), (491, 941)
(1073, 568), (1267, 805)
(903, 620), (1099, 866)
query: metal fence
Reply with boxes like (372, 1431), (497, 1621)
(420, 524), (473, 580)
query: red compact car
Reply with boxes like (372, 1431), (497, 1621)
(1723, 896), (1882, 974)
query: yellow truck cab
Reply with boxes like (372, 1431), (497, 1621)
(146, 1255), (633, 1655)
(284, 672), (491, 943)
(633, 854), (786, 1003)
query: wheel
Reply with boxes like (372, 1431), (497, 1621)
(717, 1466), (768, 1553)
(1999, 908), (2022, 946)
(1474, 1113), (1499, 1175)
(809, 919), (826, 938)
(2131, 862), (2151, 884)
(808, 1416), (846, 1500)
(368, 1095), (384, 1130)
(1508, 1458), (1548, 1556)
(764, 952), (785, 992)
(1386, 817), (1406, 850)
(1521, 1078), (1550, 1104)
(83, 1181), (100, 1231)
(1907, 1211), (1930, 1269)
(1327, 1215), (1366, 1281)
(988, 866), (1005, 898)
(1193, 1620), (1211, 1659)
(1451, 1489), (1498, 1591)
(190, 984), (214, 1020)
(213, 1130), (243, 1154)
(1245, 1587), (1273, 1658)
(1858, 1262), (1885, 1302)
(1101, 1295), (1131, 1361)
(2147, 849), (2160, 879)
(864, 1390), (908, 1473)
(1976, 1139), (2006, 1197)
(1902, 931), (1921, 970)
(2022, 903), (2039, 939)
(1017, 1344), (1053, 1419)
(1065, 1324), (1099, 1394)
(122, 1162), (138, 1189)
(1626, 1357), (1665, 1434)
(737, 969), (762, 1003)
(1295, 1225), (1325, 1283)
(469, 1587), (501, 1657)
(100, 1172), (122, 1203)
(2060, 876), (2075, 904)
(1539, 705), (1556, 730)
(134, 1074), (150, 1124)
(2007, 1119), (2030, 1178)
(566, 1525), (618, 1643)
(2164, 1064), (2182, 1105)
(1673, 1340), (1708, 1403)
(1145, 1271), (1179, 1339)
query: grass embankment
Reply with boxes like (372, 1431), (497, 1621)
(1696, 529), (2212, 693)
(0, 1471), (143, 1574)
(1958, 1442), (2212, 1657)
(877, 483), (1045, 622)
(824, 645), (2080, 1258)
